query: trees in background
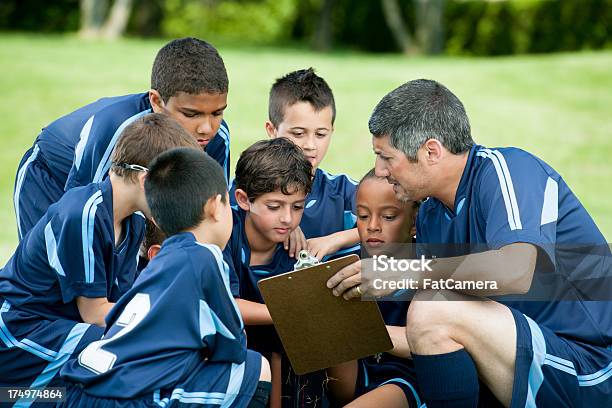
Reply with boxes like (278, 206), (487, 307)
(0, 0), (609, 56)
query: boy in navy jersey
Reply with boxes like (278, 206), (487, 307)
(231, 68), (359, 261)
(61, 147), (271, 408)
(225, 138), (314, 406)
(328, 169), (421, 408)
(0, 114), (200, 399)
(14, 37), (231, 240)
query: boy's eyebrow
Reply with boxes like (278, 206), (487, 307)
(180, 104), (228, 114)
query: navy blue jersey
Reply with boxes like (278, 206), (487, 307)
(34, 92), (230, 189)
(416, 145), (611, 345)
(0, 178), (144, 322)
(61, 233), (248, 399)
(229, 168), (359, 258)
(223, 208), (296, 353)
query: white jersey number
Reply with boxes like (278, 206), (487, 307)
(79, 293), (151, 374)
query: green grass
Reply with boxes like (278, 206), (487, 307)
(0, 34), (611, 263)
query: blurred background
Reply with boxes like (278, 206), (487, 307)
(0, 0), (611, 263)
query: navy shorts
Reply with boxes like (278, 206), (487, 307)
(13, 144), (66, 240)
(62, 349), (262, 408)
(355, 354), (422, 407)
(510, 307), (612, 407)
(0, 300), (103, 406)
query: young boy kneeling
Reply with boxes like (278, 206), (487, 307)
(60, 148), (271, 407)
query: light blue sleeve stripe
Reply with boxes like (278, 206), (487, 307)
(0, 304), (58, 362)
(217, 123), (230, 184)
(92, 109), (151, 183)
(74, 115), (95, 171)
(81, 191), (103, 283)
(44, 221), (66, 277)
(199, 299), (236, 341)
(14, 144), (41, 239)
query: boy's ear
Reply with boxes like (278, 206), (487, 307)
(147, 244), (162, 260)
(265, 121), (277, 138)
(204, 194), (224, 222)
(149, 89), (164, 114)
(138, 172), (147, 189)
(234, 189), (251, 211)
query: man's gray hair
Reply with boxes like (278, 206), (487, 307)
(368, 79), (474, 161)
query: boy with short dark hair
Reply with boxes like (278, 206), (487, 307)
(60, 147), (270, 408)
(225, 138), (314, 406)
(14, 37), (231, 240)
(265, 68), (360, 260)
(0, 114), (200, 398)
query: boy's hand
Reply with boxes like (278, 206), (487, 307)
(307, 228), (360, 260)
(307, 235), (341, 260)
(284, 226), (307, 258)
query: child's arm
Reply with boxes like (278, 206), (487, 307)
(236, 298), (273, 325)
(386, 325), (411, 358)
(307, 227), (360, 260)
(76, 296), (114, 327)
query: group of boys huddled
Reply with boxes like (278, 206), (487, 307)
(0, 37), (421, 407)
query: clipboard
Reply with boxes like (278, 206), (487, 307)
(257, 254), (393, 375)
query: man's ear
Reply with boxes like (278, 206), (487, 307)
(147, 244), (162, 260)
(265, 121), (277, 138)
(149, 89), (164, 113)
(235, 189), (251, 211)
(423, 138), (443, 163)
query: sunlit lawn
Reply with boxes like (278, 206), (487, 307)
(0, 34), (610, 262)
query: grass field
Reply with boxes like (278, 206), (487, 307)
(0, 34), (610, 263)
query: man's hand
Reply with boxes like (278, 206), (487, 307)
(327, 258), (398, 299)
(326, 260), (363, 299)
(284, 226), (307, 258)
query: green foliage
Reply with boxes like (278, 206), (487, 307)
(445, 0), (612, 56)
(0, 0), (79, 32)
(162, 0), (296, 44)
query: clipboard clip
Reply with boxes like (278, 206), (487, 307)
(293, 250), (320, 270)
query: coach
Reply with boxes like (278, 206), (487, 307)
(328, 79), (611, 407)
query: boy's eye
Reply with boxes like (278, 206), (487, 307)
(382, 215), (397, 221)
(293, 204), (304, 211)
(357, 214), (369, 220)
(291, 131), (304, 137)
(182, 111), (198, 118)
(316, 133), (328, 138)
(266, 205), (280, 211)
(213, 111), (224, 117)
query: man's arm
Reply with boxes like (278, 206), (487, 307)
(328, 242), (537, 299)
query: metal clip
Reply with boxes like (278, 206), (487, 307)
(293, 250), (320, 270)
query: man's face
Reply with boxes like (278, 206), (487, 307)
(372, 135), (429, 203)
(246, 189), (306, 244)
(268, 102), (333, 171)
(151, 91), (227, 148)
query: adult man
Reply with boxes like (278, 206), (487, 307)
(327, 79), (611, 407)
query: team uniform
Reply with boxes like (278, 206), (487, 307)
(0, 179), (145, 404)
(60, 232), (261, 408)
(14, 92), (231, 239)
(224, 208), (328, 408)
(355, 301), (422, 407)
(416, 145), (612, 407)
(229, 168), (359, 260)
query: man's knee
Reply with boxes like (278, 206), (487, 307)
(406, 293), (467, 352)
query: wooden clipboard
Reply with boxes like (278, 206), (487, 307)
(257, 254), (393, 375)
